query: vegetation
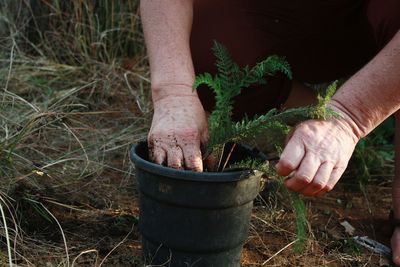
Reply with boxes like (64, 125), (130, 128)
(194, 42), (338, 170)
(0, 1), (149, 265)
(194, 41), (339, 251)
(0, 1), (395, 266)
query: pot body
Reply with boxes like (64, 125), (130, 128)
(131, 142), (263, 267)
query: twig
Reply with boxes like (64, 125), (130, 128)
(71, 249), (99, 267)
(215, 143), (225, 172)
(262, 239), (297, 266)
(98, 223), (135, 266)
(221, 143), (236, 171)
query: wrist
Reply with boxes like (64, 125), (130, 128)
(151, 82), (198, 103)
(327, 100), (365, 141)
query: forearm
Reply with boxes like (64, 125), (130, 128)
(140, 0), (196, 102)
(329, 31), (400, 138)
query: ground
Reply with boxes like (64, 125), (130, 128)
(10, 168), (394, 267)
(0, 1), (396, 266)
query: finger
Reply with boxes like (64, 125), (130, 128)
(324, 166), (346, 192)
(150, 146), (167, 166)
(392, 228), (400, 265)
(167, 145), (184, 169)
(147, 134), (161, 163)
(284, 153), (320, 192)
(182, 144), (203, 172)
(300, 162), (334, 196)
(276, 135), (305, 176)
(200, 128), (209, 145)
(204, 153), (217, 172)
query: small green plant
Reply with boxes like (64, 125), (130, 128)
(194, 41), (338, 252)
(194, 42), (337, 170)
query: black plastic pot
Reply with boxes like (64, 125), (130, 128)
(131, 142), (264, 267)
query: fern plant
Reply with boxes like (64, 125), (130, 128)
(193, 41), (338, 252)
(194, 41), (337, 166)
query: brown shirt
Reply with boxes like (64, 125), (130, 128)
(190, 0), (400, 119)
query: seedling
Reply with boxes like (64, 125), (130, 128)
(194, 41), (338, 251)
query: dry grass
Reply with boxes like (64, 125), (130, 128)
(0, 1), (395, 266)
(0, 1), (150, 266)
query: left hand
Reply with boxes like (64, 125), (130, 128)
(392, 227), (400, 266)
(276, 115), (360, 196)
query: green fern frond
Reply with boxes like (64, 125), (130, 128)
(312, 80), (339, 120)
(212, 41), (241, 92)
(238, 56), (292, 94)
(229, 158), (270, 173)
(230, 114), (289, 142)
(288, 190), (308, 253)
(199, 41), (294, 156)
(192, 72), (220, 92)
(206, 104), (334, 154)
(252, 55), (292, 79)
(205, 110), (282, 153)
(194, 42), (341, 253)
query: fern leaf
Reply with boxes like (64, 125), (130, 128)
(262, 55), (293, 79)
(288, 191), (308, 253)
(206, 109), (289, 152)
(212, 41), (241, 93)
(193, 72), (220, 92)
(238, 56), (292, 91)
(312, 81), (340, 120)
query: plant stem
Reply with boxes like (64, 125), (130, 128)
(221, 143), (236, 171)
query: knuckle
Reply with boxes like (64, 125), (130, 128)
(149, 127), (201, 146)
(185, 156), (202, 170)
(187, 165), (202, 172)
(170, 164), (183, 169)
(296, 174), (312, 184)
(186, 154), (200, 163)
(300, 131), (314, 141)
(296, 124), (314, 138)
(336, 165), (347, 173)
(325, 184), (334, 192)
(180, 128), (199, 140)
(157, 128), (200, 142)
(278, 159), (296, 172)
(312, 181), (325, 191)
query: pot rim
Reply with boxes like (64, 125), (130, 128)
(130, 142), (255, 182)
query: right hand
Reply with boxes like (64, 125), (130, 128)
(148, 94), (208, 172)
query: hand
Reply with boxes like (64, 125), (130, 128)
(392, 226), (400, 265)
(391, 111), (400, 266)
(276, 114), (360, 196)
(148, 94), (208, 172)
